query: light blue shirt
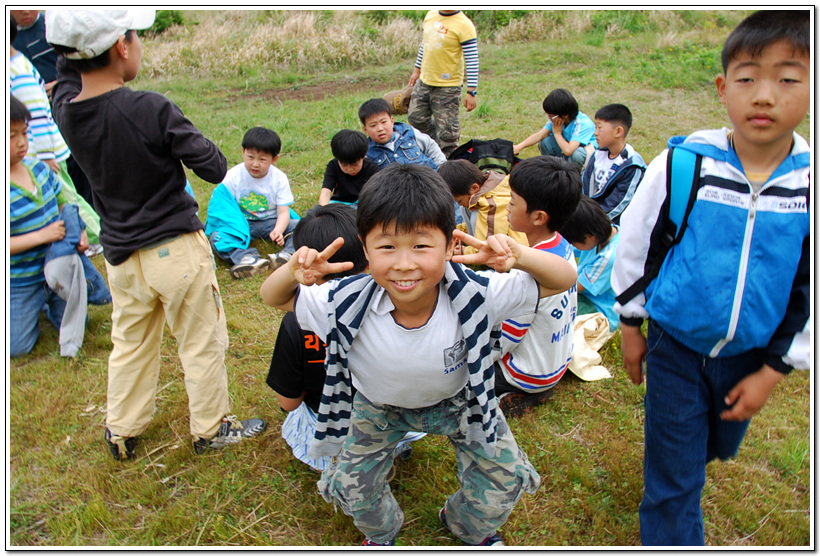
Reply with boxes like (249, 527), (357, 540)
(545, 111), (598, 148)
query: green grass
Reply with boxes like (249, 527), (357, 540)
(8, 10), (811, 547)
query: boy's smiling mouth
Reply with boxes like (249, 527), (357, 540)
(392, 279), (419, 290)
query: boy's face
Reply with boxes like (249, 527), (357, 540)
(507, 190), (542, 234)
(9, 120), (28, 167)
(10, 10), (37, 28)
(243, 148), (276, 179)
(338, 158), (364, 176)
(594, 119), (620, 150)
(716, 39), (810, 154)
(361, 222), (455, 320)
(363, 112), (395, 145)
(122, 32), (143, 83)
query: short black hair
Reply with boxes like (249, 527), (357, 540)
(358, 98), (392, 125)
(10, 14), (17, 44)
(331, 129), (368, 164)
(50, 30), (137, 73)
(594, 104), (633, 135)
(542, 88), (579, 121)
(294, 204), (367, 280)
(10, 94), (31, 124)
(437, 159), (487, 197)
(357, 164), (455, 245)
(721, 10), (810, 73)
(558, 195), (612, 247)
(509, 156), (581, 232)
(242, 127), (281, 158)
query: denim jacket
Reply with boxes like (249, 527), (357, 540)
(366, 122), (438, 170)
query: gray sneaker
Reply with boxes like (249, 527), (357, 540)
(230, 255), (270, 279)
(193, 415), (267, 454)
(268, 251), (292, 270)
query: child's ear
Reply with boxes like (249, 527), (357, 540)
(469, 183), (481, 195)
(715, 73), (728, 106)
(532, 210), (550, 228)
(445, 235), (457, 261)
(272, 154), (280, 164)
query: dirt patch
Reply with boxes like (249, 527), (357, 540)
(226, 76), (403, 104)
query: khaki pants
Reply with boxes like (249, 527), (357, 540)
(105, 230), (230, 439)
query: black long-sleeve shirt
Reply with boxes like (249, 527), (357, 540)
(52, 59), (227, 265)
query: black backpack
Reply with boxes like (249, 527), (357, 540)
(448, 138), (520, 175)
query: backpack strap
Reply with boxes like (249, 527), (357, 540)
(615, 147), (702, 306)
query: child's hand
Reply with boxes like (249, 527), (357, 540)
(451, 230), (520, 272)
(287, 237), (354, 286)
(40, 220), (66, 244)
(269, 229), (285, 246)
(551, 115), (564, 134)
(620, 324), (647, 385)
(77, 229), (89, 253)
(720, 364), (784, 421)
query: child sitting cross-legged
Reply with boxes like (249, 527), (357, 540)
(494, 156), (581, 417)
(206, 126), (298, 279)
(261, 163), (577, 547)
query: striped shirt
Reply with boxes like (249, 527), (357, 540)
(10, 157), (65, 286)
(9, 52), (70, 163)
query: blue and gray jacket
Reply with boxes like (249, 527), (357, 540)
(366, 122), (439, 170)
(581, 144), (646, 224)
(612, 128), (810, 372)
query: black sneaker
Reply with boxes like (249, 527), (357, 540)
(230, 256), (270, 279)
(105, 428), (137, 461)
(497, 388), (555, 419)
(439, 506), (505, 546)
(193, 415), (267, 454)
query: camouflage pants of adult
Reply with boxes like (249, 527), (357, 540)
(317, 389), (541, 545)
(408, 81), (462, 158)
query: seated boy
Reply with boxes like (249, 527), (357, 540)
(266, 203), (424, 471)
(359, 98), (446, 171)
(437, 159), (528, 255)
(207, 126), (298, 279)
(9, 95), (87, 357)
(318, 129), (379, 206)
(513, 88), (597, 169)
(261, 163), (577, 546)
(559, 195), (620, 333)
(494, 156), (580, 417)
(581, 103), (647, 224)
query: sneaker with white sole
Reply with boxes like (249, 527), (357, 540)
(193, 415), (267, 454)
(105, 428), (137, 461)
(230, 255), (270, 279)
(268, 251), (292, 269)
(438, 506), (505, 546)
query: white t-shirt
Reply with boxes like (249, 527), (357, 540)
(295, 269), (540, 409)
(222, 162), (293, 220)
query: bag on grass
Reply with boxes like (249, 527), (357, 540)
(448, 138), (520, 175)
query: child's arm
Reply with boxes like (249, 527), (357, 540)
(269, 205), (292, 246)
(260, 237), (354, 312)
(414, 129), (447, 167)
(318, 189), (332, 206)
(10, 220), (66, 255)
(513, 127), (550, 155)
(550, 117), (581, 157)
(452, 229), (576, 297)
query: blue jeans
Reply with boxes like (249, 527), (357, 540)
(640, 320), (762, 546)
(209, 216), (296, 265)
(538, 134), (588, 169)
(10, 281), (66, 357)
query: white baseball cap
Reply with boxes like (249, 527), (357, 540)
(45, 9), (156, 60)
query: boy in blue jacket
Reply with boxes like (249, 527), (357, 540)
(611, 10), (810, 546)
(581, 103), (646, 224)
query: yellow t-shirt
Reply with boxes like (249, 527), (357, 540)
(419, 11), (477, 87)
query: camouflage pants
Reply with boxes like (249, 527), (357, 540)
(408, 81), (462, 158)
(317, 388), (541, 545)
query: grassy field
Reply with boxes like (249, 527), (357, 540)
(8, 10), (812, 547)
